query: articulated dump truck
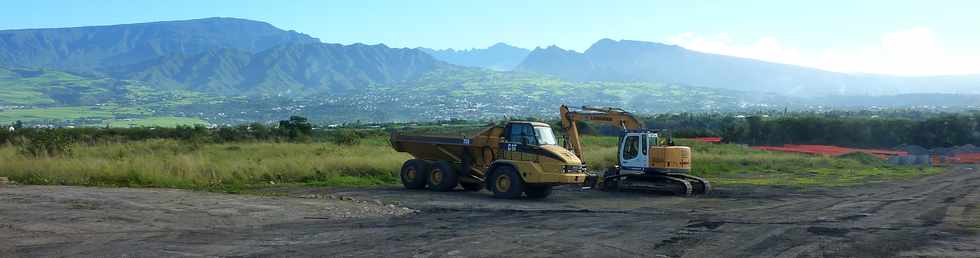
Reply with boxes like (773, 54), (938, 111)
(390, 121), (589, 199)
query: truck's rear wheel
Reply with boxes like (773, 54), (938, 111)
(488, 166), (524, 199)
(427, 161), (459, 192)
(400, 159), (429, 190)
(524, 185), (552, 199)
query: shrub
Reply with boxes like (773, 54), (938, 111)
(277, 116), (313, 142)
(16, 129), (75, 158)
(329, 129), (362, 145)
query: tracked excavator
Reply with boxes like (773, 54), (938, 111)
(560, 105), (711, 196)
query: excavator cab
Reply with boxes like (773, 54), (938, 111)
(619, 130), (693, 173)
(605, 130), (705, 196)
(619, 132), (649, 170)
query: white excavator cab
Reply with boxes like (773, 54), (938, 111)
(619, 132), (649, 170)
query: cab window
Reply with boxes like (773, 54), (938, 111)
(641, 134), (648, 155)
(623, 135), (639, 160)
(507, 123), (537, 145)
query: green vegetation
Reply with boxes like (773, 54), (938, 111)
(0, 105), (146, 123)
(575, 136), (941, 187)
(106, 117), (208, 127)
(723, 114), (980, 148)
(0, 68), (93, 106)
(628, 112), (980, 149)
(0, 67), (216, 126)
(0, 140), (408, 192)
(0, 127), (944, 191)
(686, 139), (942, 187)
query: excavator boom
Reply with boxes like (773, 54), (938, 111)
(560, 105), (643, 161)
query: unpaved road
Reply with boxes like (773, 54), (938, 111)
(1, 166), (978, 258)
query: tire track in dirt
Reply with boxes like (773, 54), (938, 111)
(1, 166), (977, 257)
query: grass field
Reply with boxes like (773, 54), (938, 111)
(0, 139), (410, 192)
(580, 137), (942, 187)
(0, 106), (121, 122)
(0, 135), (943, 192)
(106, 117), (209, 127)
(0, 106), (207, 127)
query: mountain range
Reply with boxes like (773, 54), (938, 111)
(0, 18), (977, 125)
(418, 43), (530, 71)
(0, 18), (319, 71)
(516, 39), (980, 96)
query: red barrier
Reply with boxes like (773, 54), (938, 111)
(692, 137), (722, 143)
(955, 153), (980, 164)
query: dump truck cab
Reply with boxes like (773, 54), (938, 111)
(390, 121), (588, 199)
(496, 121), (587, 185)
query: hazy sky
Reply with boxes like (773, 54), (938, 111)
(2, 0), (978, 75)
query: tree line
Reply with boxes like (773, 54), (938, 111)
(721, 114), (980, 148)
(636, 112), (979, 149)
(0, 116), (384, 157)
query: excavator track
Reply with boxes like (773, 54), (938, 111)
(601, 170), (711, 196)
(664, 173), (712, 195)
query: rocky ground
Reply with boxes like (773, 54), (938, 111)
(1, 166), (978, 257)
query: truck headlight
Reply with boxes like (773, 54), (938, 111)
(562, 165), (587, 173)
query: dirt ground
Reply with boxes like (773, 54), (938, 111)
(1, 166), (978, 258)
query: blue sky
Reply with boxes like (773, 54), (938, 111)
(2, 0), (978, 75)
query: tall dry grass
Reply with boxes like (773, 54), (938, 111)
(0, 139), (410, 191)
(0, 135), (943, 190)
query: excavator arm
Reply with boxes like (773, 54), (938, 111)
(560, 105), (644, 161)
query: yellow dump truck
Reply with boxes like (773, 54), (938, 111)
(390, 121), (589, 199)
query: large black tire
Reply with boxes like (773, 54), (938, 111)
(524, 185), (553, 199)
(488, 166), (524, 199)
(461, 182), (483, 192)
(427, 161), (459, 192)
(400, 159), (429, 190)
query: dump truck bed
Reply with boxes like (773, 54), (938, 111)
(390, 133), (483, 165)
(390, 122), (588, 198)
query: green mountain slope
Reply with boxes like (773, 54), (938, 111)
(0, 17), (318, 71)
(0, 67), (119, 106)
(0, 66), (215, 125)
(106, 43), (447, 95)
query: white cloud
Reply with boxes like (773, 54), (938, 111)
(666, 27), (980, 76)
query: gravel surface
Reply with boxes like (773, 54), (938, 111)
(1, 166), (978, 257)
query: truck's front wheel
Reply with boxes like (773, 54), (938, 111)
(400, 159), (429, 190)
(488, 166), (524, 199)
